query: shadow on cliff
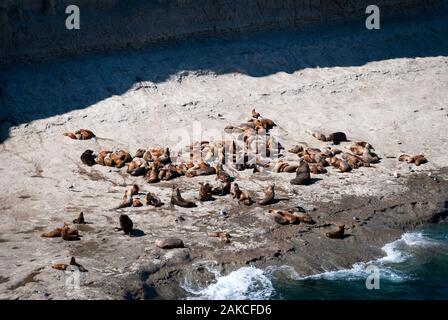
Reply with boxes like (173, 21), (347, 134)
(1, 13), (448, 143)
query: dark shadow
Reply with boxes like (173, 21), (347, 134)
(130, 229), (146, 237)
(305, 178), (323, 186)
(1, 11), (448, 143)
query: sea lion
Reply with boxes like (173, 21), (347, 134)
(295, 211), (315, 224)
(80, 150), (96, 166)
(116, 214), (133, 235)
(199, 183), (214, 202)
(399, 154), (427, 166)
(73, 212), (85, 224)
(95, 150), (112, 166)
(290, 159), (311, 185)
(41, 227), (62, 238)
(51, 263), (68, 271)
(61, 223), (79, 241)
(362, 147), (379, 164)
(231, 183), (243, 200)
(239, 191), (254, 206)
(326, 225), (345, 239)
(158, 148), (171, 165)
(306, 129), (327, 142)
(110, 150), (132, 168)
(146, 165), (159, 183)
(171, 186), (197, 208)
(207, 231), (231, 243)
(132, 198), (143, 207)
(328, 157), (351, 172)
(134, 149), (146, 158)
(288, 145), (304, 154)
(327, 132), (347, 145)
(145, 192), (163, 207)
(268, 210), (299, 224)
(216, 163), (231, 182)
(258, 184), (275, 206)
(342, 153), (364, 169)
(310, 163), (327, 174)
(212, 180), (231, 196)
(252, 108), (261, 119)
(131, 166), (147, 177)
(186, 161), (216, 177)
(274, 214), (289, 225)
(69, 257), (87, 272)
(155, 238), (185, 249)
(64, 129), (95, 140)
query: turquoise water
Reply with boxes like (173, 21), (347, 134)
(184, 222), (448, 300)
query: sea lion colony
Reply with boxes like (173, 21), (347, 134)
(49, 109), (427, 272)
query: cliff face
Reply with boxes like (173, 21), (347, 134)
(0, 0), (446, 64)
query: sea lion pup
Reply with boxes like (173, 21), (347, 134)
(310, 163), (327, 174)
(171, 186), (197, 208)
(306, 129), (327, 142)
(258, 184), (276, 206)
(212, 180), (231, 196)
(346, 142), (375, 156)
(207, 231), (231, 243)
(145, 192), (164, 207)
(216, 163), (231, 182)
(73, 212), (85, 224)
(327, 132), (347, 145)
(41, 227), (62, 238)
(61, 223), (79, 241)
(199, 183), (214, 202)
(115, 214), (133, 235)
(155, 238), (185, 249)
(399, 154), (427, 166)
(290, 159), (311, 185)
(326, 225), (346, 239)
(80, 150), (96, 166)
(95, 150), (112, 166)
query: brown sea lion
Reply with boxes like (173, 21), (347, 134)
(61, 223), (79, 241)
(63, 132), (77, 140)
(252, 108), (261, 119)
(110, 150), (132, 168)
(295, 211), (315, 224)
(342, 153), (364, 169)
(116, 214), (133, 235)
(290, 159), (311, 185)
(239, 191), (254, 206)
(310, 163), (327, 174)
(95, 150), (112, 166)
(171, 186), (197, 208)
(288, 145), (304, 154)
(306, 129), (327, 142)
(216, 163), (231, 182)
(199, 183), (214, 202)
(326, 225), (346, 239)
(80, 150), (96, 166)
(258, 184), (275, 206)
(231, 183), (242, 200)
(399, 154), (427, 166)
(64, 129), (95, 140)
(155, 238), (185, 249)
(145, 192), (163, 207)
(268, 210), (299, 224)
(212, 180), (231, 196)
(207, 231), (231, 243)
(51, 263), (69, 271)
(362, 147), (379, 164)
(73, 212), (85, 224)
(146, 165), (159, 183)
(41, 227), (62, 238)
(158, 148), (171, 165)
(134, 149), (146, 158)
(132, 198), (143, 207)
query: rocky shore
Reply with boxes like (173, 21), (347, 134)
(1, 13), (448, 300)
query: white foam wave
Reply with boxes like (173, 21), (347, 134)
(183, 266), (274, 300)
(183, 232), (437, 299)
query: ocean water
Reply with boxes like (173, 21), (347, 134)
(183, 222), (448, 300)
